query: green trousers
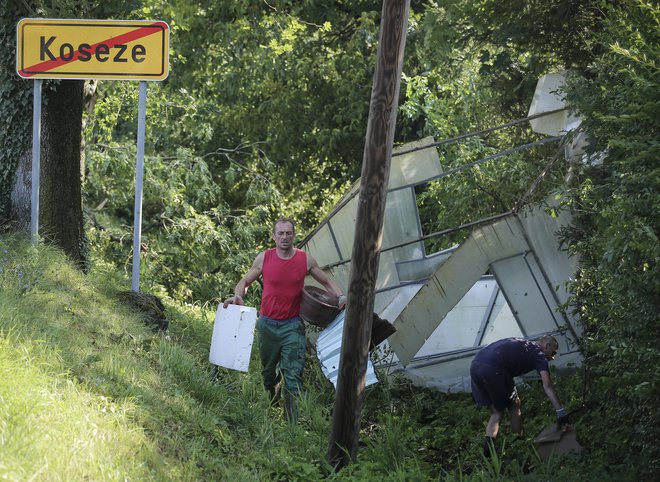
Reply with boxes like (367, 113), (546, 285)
(257, 316), (306, 397)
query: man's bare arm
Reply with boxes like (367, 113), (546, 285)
(540, 370), (562, 410)
(307, 254), (346, 308)
(223, 251), (264, 307)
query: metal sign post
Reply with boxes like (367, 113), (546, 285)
(30, 79), (42, 243)
(16, 18), (169, 291)
(131, 81), (147, 291)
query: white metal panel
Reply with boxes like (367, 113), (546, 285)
(329, 195), (359, 260)
(326, 264), (351, 294)
(472, 216), (528, 257)
(209, 304), (258, 372)
(491, 255), (564, 335)
(395, 247), (455, 282)
(398, 354), (475, 393)
(388, 231), (492, 365)
(415, 279), (501, 356)
(374, 289), (400, 317)
(375, 283), (425, 321)
(390, 136), (442, 188)
(300, 130), (582, 393)
(388, 213), (575, 366)
(528, 71), (581, 136)
(519, 204), (579, 314)
(304, 223), (340, 267)
(302, 136), (441, 269)
(480, 298), (522, 345)
(376, 250), (401, 291)
(382, 188), (424, 261)
(316, 311), (378, 389)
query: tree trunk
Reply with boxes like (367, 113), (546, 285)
(40, 80), (88, 270)
(9, 150), (31, 232)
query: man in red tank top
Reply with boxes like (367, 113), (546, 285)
(224, 217), (345, 422)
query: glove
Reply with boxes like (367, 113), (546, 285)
(556, 408), (570, 429)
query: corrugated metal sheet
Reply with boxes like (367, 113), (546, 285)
(316, 311), (379, 389)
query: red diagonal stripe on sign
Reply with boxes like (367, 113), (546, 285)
(20, 21), (166, 77)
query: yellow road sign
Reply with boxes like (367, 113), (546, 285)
(17, 18), (169, 81)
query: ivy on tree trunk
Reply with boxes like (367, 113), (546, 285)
(40, 80), (89, 271)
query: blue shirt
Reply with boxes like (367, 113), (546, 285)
(473, 337), (549, 377)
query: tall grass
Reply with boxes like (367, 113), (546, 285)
(0, 234), (633, 480)
(0, 238), (161, 480)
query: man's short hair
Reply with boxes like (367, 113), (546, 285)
(539, 335), (559, 349)
(273, 217), (296, 233)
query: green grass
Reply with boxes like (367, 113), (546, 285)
(0, 234), (641, 480)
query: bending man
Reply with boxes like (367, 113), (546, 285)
(470, 336), (570, 455)
(224, 217), (345, 423)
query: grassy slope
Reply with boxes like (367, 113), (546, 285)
(0, 236), (272, 480)
(0, 235), (626, 481)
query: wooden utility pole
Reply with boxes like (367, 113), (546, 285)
(328, 0), (410, 470)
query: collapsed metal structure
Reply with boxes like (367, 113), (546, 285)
(302, 72), (584, 392)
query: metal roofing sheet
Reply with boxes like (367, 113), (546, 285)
(316, 311), (379, 389)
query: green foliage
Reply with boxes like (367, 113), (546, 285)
(559, 0), (660, 477)
(0, 234), (270, 479)
(81, 1), (388, 301)
(0, 235), (164, 479)
(394, 2), (576, 253)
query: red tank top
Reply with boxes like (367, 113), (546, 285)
(260, 248), (307, 319)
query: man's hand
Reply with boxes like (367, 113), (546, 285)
(223, 295), (244, 308)
(556, 408), (570, 430)
(337, 294), (347, 310)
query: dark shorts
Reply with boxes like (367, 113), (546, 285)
(470, 360), (517, 411)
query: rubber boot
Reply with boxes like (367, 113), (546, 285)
(483, 436), (496, 458)
(284, 392), (298, 424)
